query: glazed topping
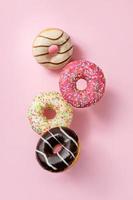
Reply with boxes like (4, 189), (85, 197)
(32, 28), (73, 69)
(28, 92), (73, 135)
(59, 60), (105, 108)
(36, 127), (79, 172)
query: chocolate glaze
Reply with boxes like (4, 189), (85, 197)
(36, 127), (79, 172)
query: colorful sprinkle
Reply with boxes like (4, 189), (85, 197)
(59, 60), (106, 108)
(28, 92), (73, 135)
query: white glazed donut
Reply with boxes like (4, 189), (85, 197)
(32, 28), (73, 70)
(28, 92), (73, 135)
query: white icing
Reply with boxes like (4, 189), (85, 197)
(35, 50), (73, 64)
(33, 32), (69, 47)
(60, 127), (78, 147)
(36, 149), (57, 170)
(57, 152), (69, 166)
(40, 136), (53, 149)
(28, 92), (73, 134)
(32, 46), (48, 56)
(40, 28), (63, 39)
(59, 43), (73, 53)
(32, 28), (73, 69)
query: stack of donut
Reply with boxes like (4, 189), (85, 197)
(28, 28), (106, 173)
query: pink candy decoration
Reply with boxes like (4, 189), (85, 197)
(48, 45), (59, 55)
(59, 60), (106, 108)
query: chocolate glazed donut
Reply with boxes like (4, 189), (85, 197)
(36, 127), (79, 172)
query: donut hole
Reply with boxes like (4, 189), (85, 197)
(76, 79), (87, 90)
(43, 107), (56, 119)
(53, 144), (62, 154)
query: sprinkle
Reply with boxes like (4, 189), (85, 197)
(28, 92), (73, 135)
(59, 60), (106, 108)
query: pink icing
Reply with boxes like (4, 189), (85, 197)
(48, 45), (59, 55)
(59, 60), (106, 108)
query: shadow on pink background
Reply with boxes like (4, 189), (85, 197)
(1, 0), (133, 200)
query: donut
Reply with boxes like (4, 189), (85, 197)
(36, 127), (80, 172)
(28, 92), (73, 135)
(59, 60), (106, 108)
(32, 28), (73, 70)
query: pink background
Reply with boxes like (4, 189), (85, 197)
(1, 0), (133, 199)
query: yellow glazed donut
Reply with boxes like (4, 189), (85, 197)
(32, 28), (73, 70)
(28, 92), (73, 135)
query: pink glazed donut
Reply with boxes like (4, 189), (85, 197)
(59, 60), (106, 108)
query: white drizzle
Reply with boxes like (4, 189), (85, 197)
(60, 127), (78, 147)
(48, 130), (75, 158)
(36, 149), (57, 170)
(40, 136), (53, 149)
(57, 153), (69, 166)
